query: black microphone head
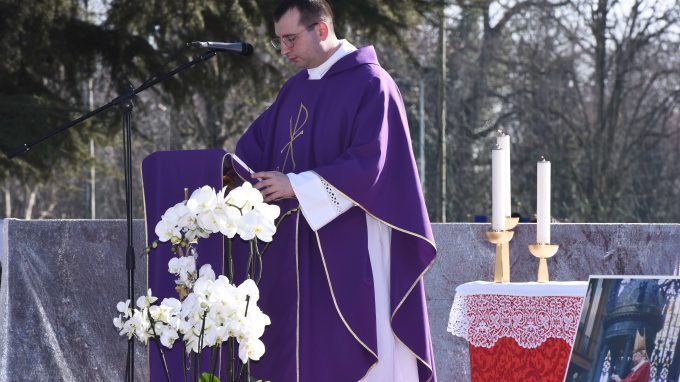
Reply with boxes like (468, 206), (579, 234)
(241, 43), (254, 56)
(187, 41), (206, 48)
(187, 41), (252, 56)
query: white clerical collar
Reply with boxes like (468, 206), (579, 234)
(307, 39), (357, 80)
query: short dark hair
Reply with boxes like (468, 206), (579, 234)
(273, 0), (334, 26)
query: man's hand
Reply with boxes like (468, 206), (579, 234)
(252, 171), (295, 202)
(611, 374), (621, 382)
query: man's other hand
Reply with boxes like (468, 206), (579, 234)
(252, 171), (295, 202)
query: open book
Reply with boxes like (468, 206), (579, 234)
(223, 152), (255, 190)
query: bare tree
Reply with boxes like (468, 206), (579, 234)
(507, 0), (680, 221)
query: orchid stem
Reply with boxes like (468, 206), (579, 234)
(227, 239), (234, 282)
(256, 250), (263, 285)
(182, 341), (188, 382)
(209, 346), (217, 382)
(247, 240), (255, 280)
(252, 241), (263, 285)
(228, 338), (234, 382)
(260, 207), (299, 257)
(237, 363), (245, 380)
(196, 312), (207, 380)
(146, 311), (171, 382)
(193, 351), (198, 382)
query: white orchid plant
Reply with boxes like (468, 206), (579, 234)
(114, 183), (281, 382)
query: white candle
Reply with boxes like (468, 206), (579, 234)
(537, 157), (551, 243)
(497, 133), (511, 218)
(492, 146), (506, 230)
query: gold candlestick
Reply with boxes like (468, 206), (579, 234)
(528, 243), (559, 283)
(505, 216), (519, 230)
(485, 230), (514, 283)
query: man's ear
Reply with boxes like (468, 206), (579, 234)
(317, 21), (330, 41)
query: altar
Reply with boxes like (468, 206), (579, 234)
(448, 281), (587, 381)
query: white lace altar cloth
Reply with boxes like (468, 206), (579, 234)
(447, 281), (588, 349)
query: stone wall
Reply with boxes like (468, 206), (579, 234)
(1, 219), (679, 381)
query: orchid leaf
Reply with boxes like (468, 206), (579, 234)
(198, 372), (221, 382)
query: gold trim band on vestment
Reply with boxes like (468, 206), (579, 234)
(220, 153), (227, 274)
(390, 270), (436, 382)
(140, 158), (151, 371)
(357, 363), (378, 382)
(295, 210), (301, 382)
(218, 153), (228, 378)
(315, 232), (379, 361)
(311, 172), (436, 249)
(312, 171), (436, 380)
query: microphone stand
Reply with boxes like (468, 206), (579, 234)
(5, 49), (222, 382)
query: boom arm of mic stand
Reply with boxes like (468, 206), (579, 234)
(4, 50), (219, 160)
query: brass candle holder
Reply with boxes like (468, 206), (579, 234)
(505, 216), (519, 230)
(485, 217), (520, 283)
(485, 216), (519, 284)
(528, 243), (559, 283)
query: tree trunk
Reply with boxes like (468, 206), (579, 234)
(39, 201), (57, 219)
(90, 138), (96, 219)
(24, 186), (37, 220)
(4, 179), (10, 217)
(592, 0), (608, 218)
(437, 0), (447, 222)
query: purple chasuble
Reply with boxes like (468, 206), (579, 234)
(236, 46), (437, 382)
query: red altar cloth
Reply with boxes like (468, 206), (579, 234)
(469, 337), (572, 381)
(448, 281), (587, 382)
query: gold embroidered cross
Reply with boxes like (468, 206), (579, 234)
(279, 102), (308, 172)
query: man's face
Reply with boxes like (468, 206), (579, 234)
(632, 351), (642, 365)
(274, 8), (322, 69)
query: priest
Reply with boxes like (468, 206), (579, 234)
(234, 0), (437, 381)
(611, 350), (650, 382)
(611, 331), (651, 382)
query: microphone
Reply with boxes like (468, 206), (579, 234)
(187, 41), (254, 56)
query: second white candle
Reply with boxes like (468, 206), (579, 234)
(537, 158), (551, 243)
(497, 133), (511, 218)
(492, 146), (506, 230)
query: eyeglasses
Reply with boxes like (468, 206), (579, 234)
(270, 23), (318, 50)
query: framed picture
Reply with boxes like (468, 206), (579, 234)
(564, 275), (680, 382)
